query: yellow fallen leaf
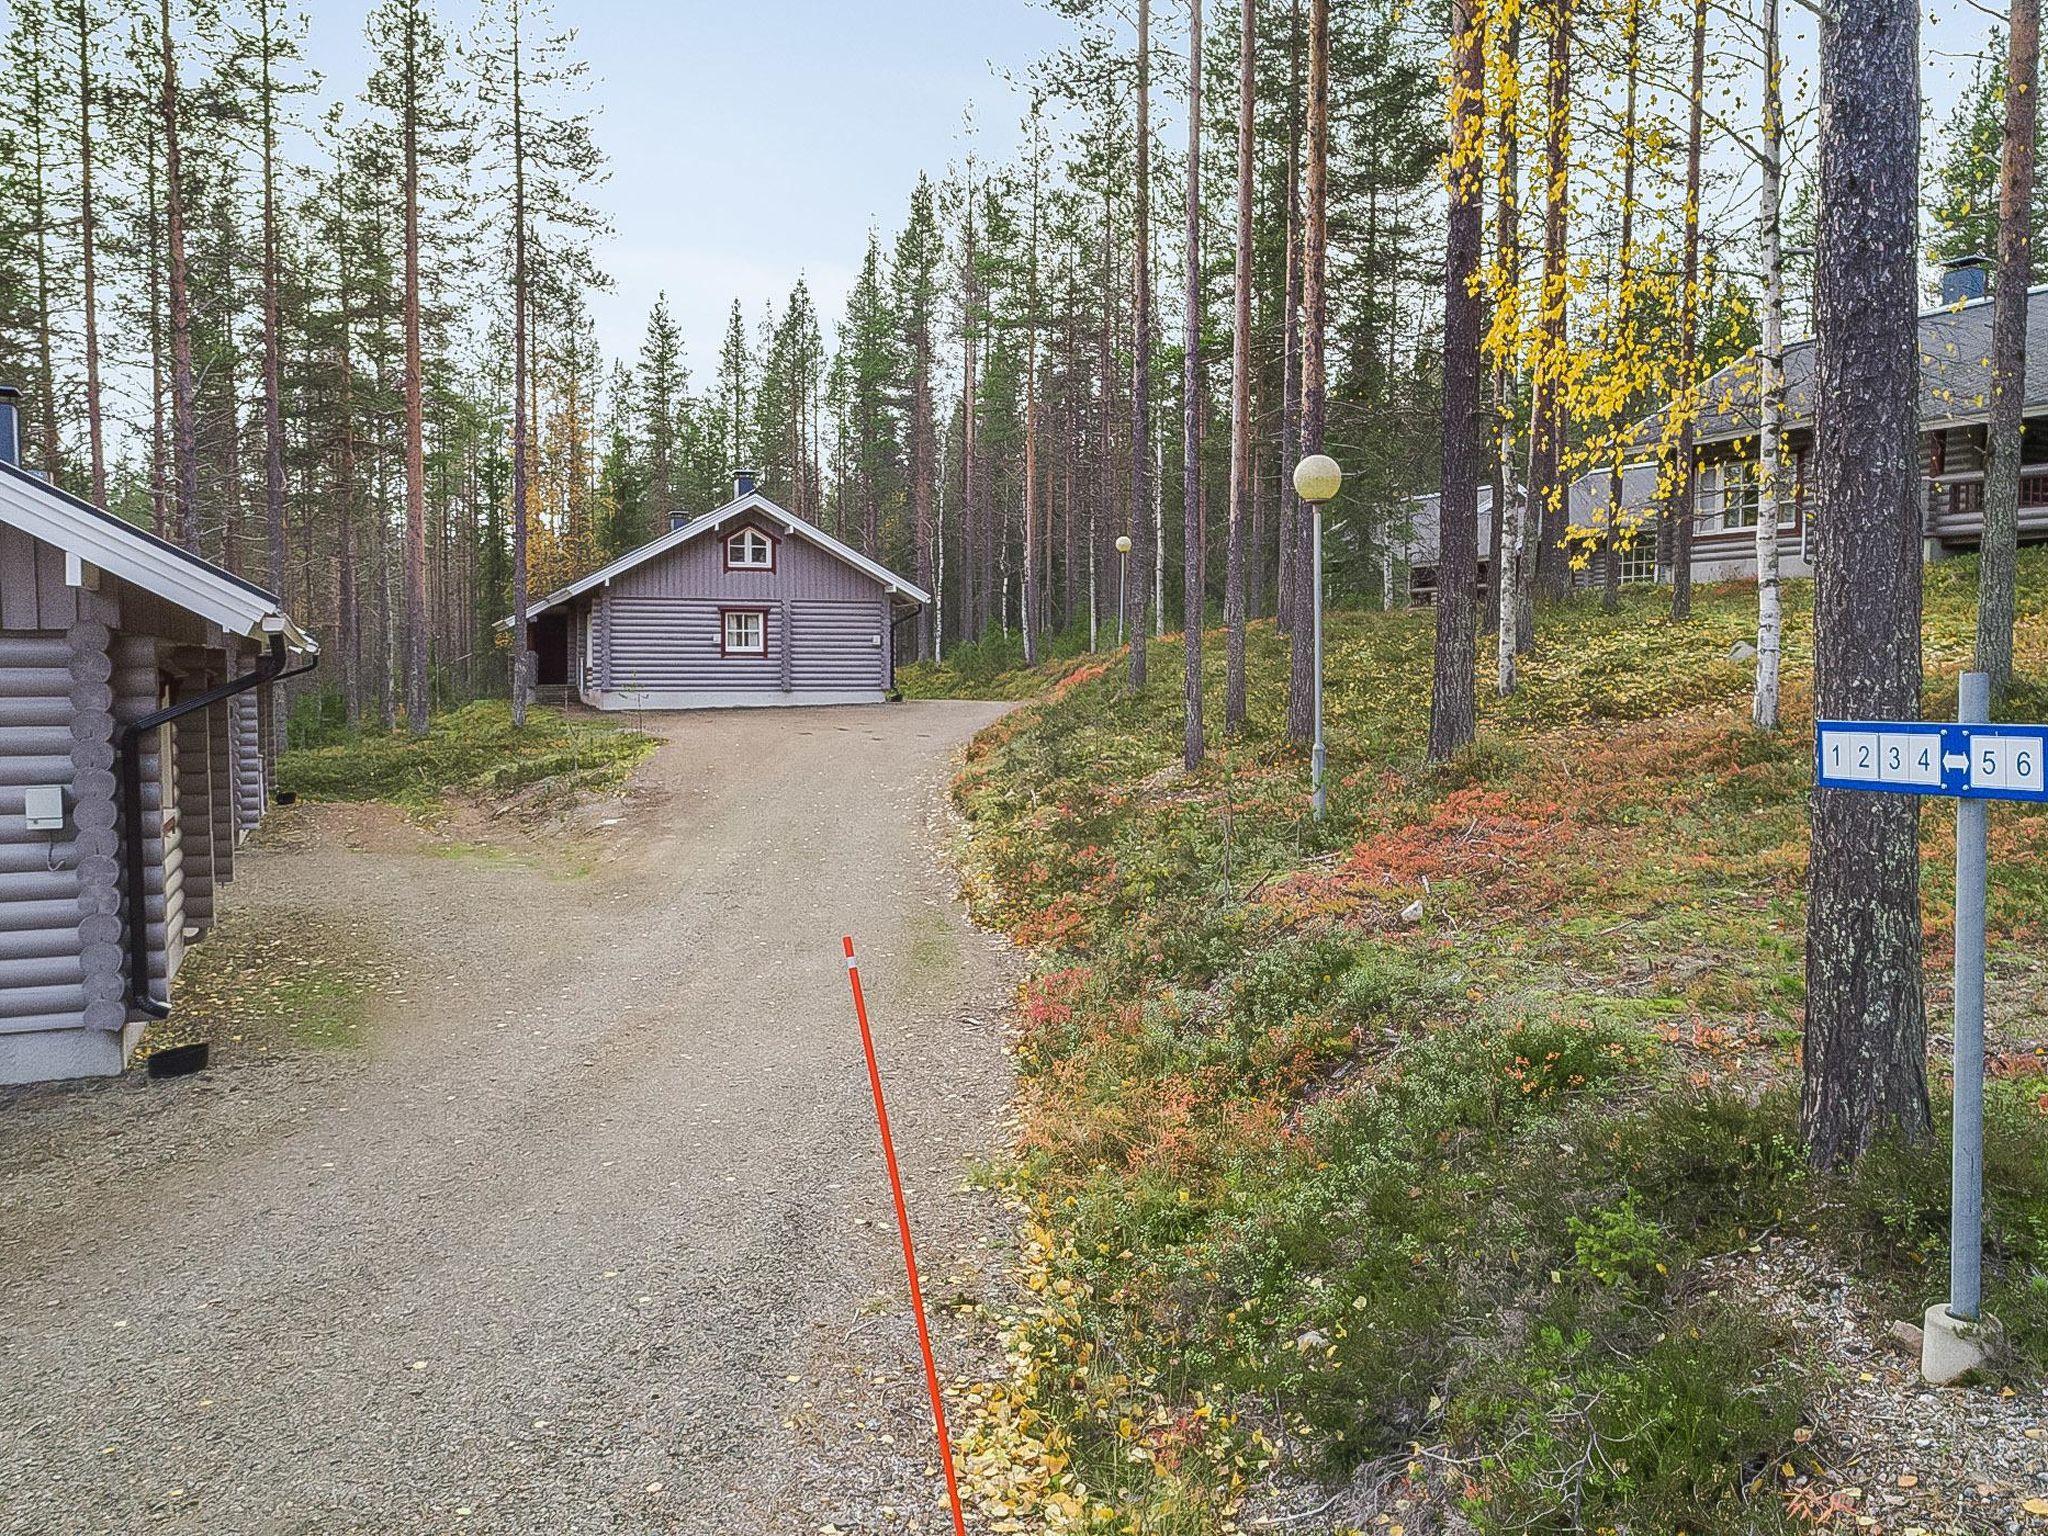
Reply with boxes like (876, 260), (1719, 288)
(2023, 1496), (2048, 1517)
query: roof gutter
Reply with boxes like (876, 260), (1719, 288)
(118, 628), (316, 1020)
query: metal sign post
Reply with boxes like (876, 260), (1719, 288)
(1815, 673), (2043, 1384)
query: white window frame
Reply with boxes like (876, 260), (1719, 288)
(722, 608), (767, 656)
(726, 527), (773, 569)
(1617, 539), (1657, 585)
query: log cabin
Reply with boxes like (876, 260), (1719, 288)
(1403, 257), (2048, 602)
(0, 387), (317, 1085)
(510, 471), (929, 710)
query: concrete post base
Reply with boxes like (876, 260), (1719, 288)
(1921, 1302), (2003, 1386)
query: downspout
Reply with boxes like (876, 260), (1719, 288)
(119, 626), (314, 1018)
(889, 606), (918, 698)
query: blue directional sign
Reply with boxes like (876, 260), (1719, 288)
(1816, 719), (2048, 802)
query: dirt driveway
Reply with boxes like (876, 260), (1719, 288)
(0, 701), (1017, 1535)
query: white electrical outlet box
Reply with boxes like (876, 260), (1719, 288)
(24, 785), (65, 833)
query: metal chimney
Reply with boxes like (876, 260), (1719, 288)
(668, 510), (689, 533)
(0, 385), (21, 468)
(734, 468), (758, 499)
(1940, 254), (1994, 306)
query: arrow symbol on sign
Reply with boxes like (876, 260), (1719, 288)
(1944, 752), (1970, 771)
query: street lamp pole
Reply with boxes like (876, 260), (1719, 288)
(1293, 454), (1342, 819)
(1115, 534), (1133, 648)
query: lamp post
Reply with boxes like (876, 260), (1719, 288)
(1293, 453), (1342, 818)
(1115, 534), (1133, 648)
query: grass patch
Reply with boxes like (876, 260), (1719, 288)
(278, 700), (657, 812)
(950, 552), (2048, 1533)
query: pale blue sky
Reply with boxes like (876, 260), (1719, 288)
(306, 0), (1075, 373)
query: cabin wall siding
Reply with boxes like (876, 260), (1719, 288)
(592, 517), (895, 706)
(2, 520), (297, 1083)
(233, 692), (264, 837)
(0, 632), (84, 1031)
(610, 518), (885, 604)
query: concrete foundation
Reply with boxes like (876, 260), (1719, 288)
(1921, 1302), (2004, 1386)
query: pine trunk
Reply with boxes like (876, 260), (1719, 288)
(1277, 0), (1304, 636)
(1286, 0), (1328, 745)
(401, 5), (431, 734)
(510, 20), (532, 727)
(1802, 0), (1931, 1169)
(1430, 0), (1484, 763)
(1528, 0), (1572, 602)
(161, 0), (199, 553)
(1130, 0), (1153, 690)
(1980, 0), (2039, 705)
(1225, 0), (1255, 731)
(260, 1), (290, 747)
(75, 0), (105, 504)
(1670, 0), (1706, 620)
(1182, 0), (1205, 766)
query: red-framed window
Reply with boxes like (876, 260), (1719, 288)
(719, 606), (770, 657)
(724, 525), (776, 571)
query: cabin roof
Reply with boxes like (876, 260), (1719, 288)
(1637, 281), (2048, 451)
(508, 490), (932, 626)
(0, 461), (317, 651)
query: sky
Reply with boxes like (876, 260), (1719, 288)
(304, 0), (1076, 371)
(287, 0), (2006, 369)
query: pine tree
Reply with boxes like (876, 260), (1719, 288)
(637, 292), (685, 524)
(1802, 0), (1931, 1169)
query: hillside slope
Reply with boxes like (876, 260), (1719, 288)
(945, 558), (2048, 1535)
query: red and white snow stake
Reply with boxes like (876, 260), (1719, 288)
(842, 935), (969, 1536)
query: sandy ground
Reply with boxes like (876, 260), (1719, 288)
(0, 701), (1018, 1536)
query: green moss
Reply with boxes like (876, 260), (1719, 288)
(278, 700), (657, 811)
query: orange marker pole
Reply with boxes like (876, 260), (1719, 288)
(842, 935), (969, 1536)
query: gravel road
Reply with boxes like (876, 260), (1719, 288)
(0, 700), (1018, 1535)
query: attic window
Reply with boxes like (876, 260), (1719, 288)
(725, 527), (774, 570)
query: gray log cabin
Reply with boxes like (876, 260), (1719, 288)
(1405, 258), (2048, 601)
(0, 389), (316, 1085)
(515, 472), (929, 710)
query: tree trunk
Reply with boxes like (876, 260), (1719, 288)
(75, 0), (105, 504)
(145, 129), (167, 540)
(1754, 0), (1789, 729)
(1671, 0), (1706, 620)
(913, 334), (936, 660)
(1493, 6), (1524, 694)
(1181, 0), (1205, 766)
(1225, 0), (1255, 732)
(1602, 0), (1641, 617)
(1802, 0), (1931, 1169)
(1980, 0), (2039, 705)
(1130, 0), (1153, 691)
(400, 2), (431, 733)
(160, 0), (199, 554)
(510, 16), (532, 727)
(1277, 0), (1304, 637)
(337, 198), (362, 727)
(259, 0), (290, 748)
(1024, 143), (1042, 668)
(1430, 0), (1484, 763)
(1528, 0), (1572, 603)
(1286, 0), (1328, 744)
(963, 164), (982, 641)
